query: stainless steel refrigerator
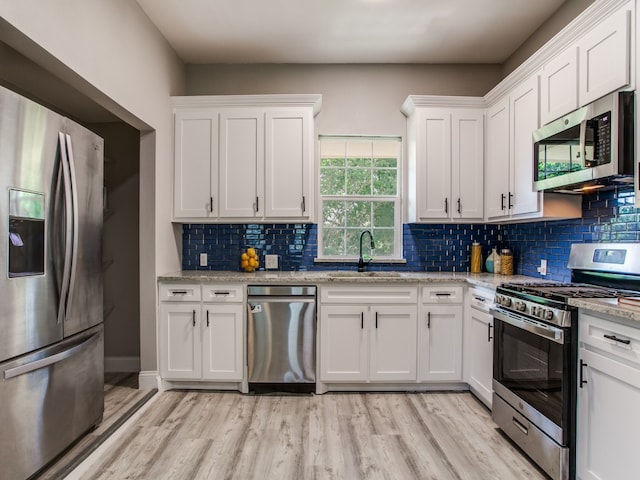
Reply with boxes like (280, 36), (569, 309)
(0, 84), (104, 479)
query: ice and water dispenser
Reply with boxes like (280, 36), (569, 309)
(8, 189), (45, 277)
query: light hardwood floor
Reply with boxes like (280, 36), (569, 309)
(74, 391), (548, 480)
(36, 373), (156, 480)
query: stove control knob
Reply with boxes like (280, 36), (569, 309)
(515, 301), (526, 313)
(503, 297), (512, 307)
(545, 310), (554, 321)
(532, 306), (539, 316)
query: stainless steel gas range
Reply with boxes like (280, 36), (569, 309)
(490, 243), (640, 480)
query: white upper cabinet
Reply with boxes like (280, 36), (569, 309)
(578, 6), (631, 106)
(173, 108), (219, 218)
(219, 109), (264, 218)
(509, 76), (540, 217)
(172, 95), (321, 223)
(540, 47), (579, 125)
(264, 109), (313, 218)
(485, 98), (510, 221)
(485, 76), (540, 221)
(539, 2), (633, 125)
(402, 97), (484, 223)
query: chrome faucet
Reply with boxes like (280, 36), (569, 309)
(358, 230), (375, 272)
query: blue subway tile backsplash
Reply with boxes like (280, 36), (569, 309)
(182, 187), (638, 281)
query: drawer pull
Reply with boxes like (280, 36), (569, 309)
(214, 291), (231, 296)
(435, 293), (452, 297)
(171, 290), (188, 296)
(512, 417), (528, 436)
(474, 296), (486, 302)
(604, 334), (631, 345)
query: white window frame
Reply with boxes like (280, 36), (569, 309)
(316, 135), (403, 262)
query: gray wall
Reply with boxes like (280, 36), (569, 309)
(186, 64), (502, 136)
(502, 0), (596, 77)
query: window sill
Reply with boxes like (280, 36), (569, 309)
(314, 257), (407, 264)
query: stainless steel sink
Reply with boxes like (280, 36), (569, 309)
(327, 271), (401, 278)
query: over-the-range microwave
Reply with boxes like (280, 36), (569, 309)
(533, 91), (634, 193)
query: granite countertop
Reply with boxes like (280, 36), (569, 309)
(569, 297), (640, 324)
(158, 270), (535, 290)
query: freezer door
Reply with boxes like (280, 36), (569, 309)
(0, 324), (104, 480)
(61, 121), (104, 337)
(0, 86), (64, 362)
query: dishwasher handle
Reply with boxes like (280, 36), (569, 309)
(248, 296), (316, 303)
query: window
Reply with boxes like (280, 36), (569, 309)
(318, 136), (402, 260)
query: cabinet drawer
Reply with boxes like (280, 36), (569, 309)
(320, 285), (418, 304)
(202, 284), (245, 303)
(421, 285), (463, 304)
(580, 312), (640, 366)
(159, 283), (201, 302)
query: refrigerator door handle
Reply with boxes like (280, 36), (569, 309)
(57, 132), (74, 325)
(3, 332), (100, 380)
(64, 134), (80, 315)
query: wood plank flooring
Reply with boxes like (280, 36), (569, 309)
(74, 391), (549, 480)
(35, 373), (156, 480)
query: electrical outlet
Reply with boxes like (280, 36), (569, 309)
(537, 259), (547, 276)
(265, 254), (278, 270)
(200, 253), (208, 267)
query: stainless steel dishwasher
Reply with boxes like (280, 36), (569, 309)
(247, 285), (316, 389)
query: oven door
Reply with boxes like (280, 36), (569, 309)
(492, 307), (572, 446)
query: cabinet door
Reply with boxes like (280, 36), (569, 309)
(509, 75), (540, 217)
(417, 108), (451, 220)
(578, 8), (631, 106)
(485, 99), (510, 221)
(320, 305), (368, 382)
(159, 304), (201, 380)
(540, 47), (579, 125)
(452, 109), (484, 220)
(173, 109), (218, 218)
(577, 348), (640, 480)
(419, 305), (463, 381)
(467, 308), (493, 408)
(264, 108), (312, 220)
(219, 109), (264, 218)
(201, 304), (244, 381)
(369, 305), (418, 381)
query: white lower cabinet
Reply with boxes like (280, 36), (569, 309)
(159, 283), (244, 383)
(319, 285), (418, 383)
(201, 304), (244, 380)
(419, 285), (463, 382)
(465, 287), (495, 408)
(577, 312), (640, 480)
(159, 303), (202, 380)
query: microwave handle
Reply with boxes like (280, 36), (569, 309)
(578, 119), (588, 164)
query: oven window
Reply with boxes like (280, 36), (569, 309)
(494, 319), (569, 428)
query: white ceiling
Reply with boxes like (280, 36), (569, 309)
(136, 0), (568, 64)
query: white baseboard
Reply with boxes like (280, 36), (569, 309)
(138, 370), (160, 390)
(104, 356), (140, 373)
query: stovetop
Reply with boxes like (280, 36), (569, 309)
(498, 282), (640, 303)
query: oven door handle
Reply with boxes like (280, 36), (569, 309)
(491, 308), (565, 344)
